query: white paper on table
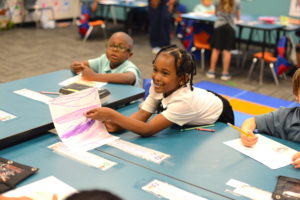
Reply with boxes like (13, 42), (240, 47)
(14, 89), (53, 104)
(226, 179), (272, 200)
(48, 88), (118, 152)
(0, 109), (17, 121)
(2, 176), (77, 200)
(108, 139), (170, 164)
(224, 134), (297, 169)
(59, 75), (107, 88)
(48, 142), (117, 170)
(142, 179), (208, 200)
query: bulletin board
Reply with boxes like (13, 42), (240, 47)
(289, 0), (300, 17)
(5, 0), (80, 24)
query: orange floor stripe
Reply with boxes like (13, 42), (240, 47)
(222, 95), (276, 115)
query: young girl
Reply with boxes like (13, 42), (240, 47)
(85, 45), (234, 137)
(206, 0), (240, 80)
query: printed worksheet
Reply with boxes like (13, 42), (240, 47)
(0, 109), (16, 121)
(59, 75), (107, 88)
(48, 88), (118, 151)
(224, 134), (297, 169)
(2, 176), (77, 200)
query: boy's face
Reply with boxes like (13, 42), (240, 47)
(152, 53), (184, 97)
(106, 35), (132, 68)
(202, 0), (212, 7)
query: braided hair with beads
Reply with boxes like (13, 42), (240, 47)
(153, 45), (197, 91)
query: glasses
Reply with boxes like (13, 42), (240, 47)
(106, 44), (130, 52)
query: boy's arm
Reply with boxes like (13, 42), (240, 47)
(81, 67), (136, 85)
(240, 117), (258, 147)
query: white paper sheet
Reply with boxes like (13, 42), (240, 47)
(226, 179), (272, 200)
(0, 109), (16, 121)
(14, 89), (53, 104)
(142, 179), (207, 200)
(3, 176), (77, 200)
(108, 139), (170, 164)
(224, 134), (297, 169)
(59, 75), (107, 88)
(48, 88), (118, 151)
(49, 142), (117, 170)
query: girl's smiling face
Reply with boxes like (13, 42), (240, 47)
(152, 53), (184, 97)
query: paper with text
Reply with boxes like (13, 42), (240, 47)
(49, 142), (117, 170)
(49, 88), (118, 151)
(3, 176), (77, 200)
(108, 139), (170, 164)
(59, 75), (107, 88)
(142, 179), (207, 200)
(226, 179), (272, 200)
(224, 134), (297, 169)
(0, 109), (16, 121)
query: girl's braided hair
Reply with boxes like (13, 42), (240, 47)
(153, 45), (197, 90)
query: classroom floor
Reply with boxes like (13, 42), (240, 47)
(0, 22), (296, 104)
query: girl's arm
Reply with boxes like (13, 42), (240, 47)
(85, 107), (173, 137)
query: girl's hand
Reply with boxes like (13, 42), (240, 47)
(240, 130), (258, 147)
(104, 121), (122, 132)
(85, 107), (116, 122)
(81, 66), (97, 81)
(292, 152), (300, 168)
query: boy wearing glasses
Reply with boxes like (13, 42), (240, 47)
(70, 32), (142, 87)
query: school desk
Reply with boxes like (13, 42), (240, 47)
(0, 132), (228, 200)
(95, 103), (300, 200)
(0, 70), (144, 149)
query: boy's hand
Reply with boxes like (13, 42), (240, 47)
(240, 130), (258, 147)
(71, 61), (85, 74)
(292, 152), (300, 168)
(81, 66), (97, 81)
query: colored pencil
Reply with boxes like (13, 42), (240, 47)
(227, 123), (251, 137)
(39, 91), (60, 95)
(195, 128), (215, 132)
(180, 124), (215, 132)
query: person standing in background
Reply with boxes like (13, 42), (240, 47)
(148, 0), (177, 54)
(193, 0), (215, 15)
(206, 0), (240, 81)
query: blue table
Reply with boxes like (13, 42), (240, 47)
(0, 133), (227, 200)
(0, 70), (144, 149)
(96, 103), (300, 200)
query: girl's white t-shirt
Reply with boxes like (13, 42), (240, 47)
(141, 83), (223, 126)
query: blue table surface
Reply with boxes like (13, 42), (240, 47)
(0, 70), (144, 143)
(96, 103), (300, 200)
(0, 133), (228, 200)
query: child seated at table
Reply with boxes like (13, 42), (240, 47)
(239, 68), (300, 169)
(193, 0), (215, 14)
(70, 32), (142, 87)
(85, 45), (234, 137)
